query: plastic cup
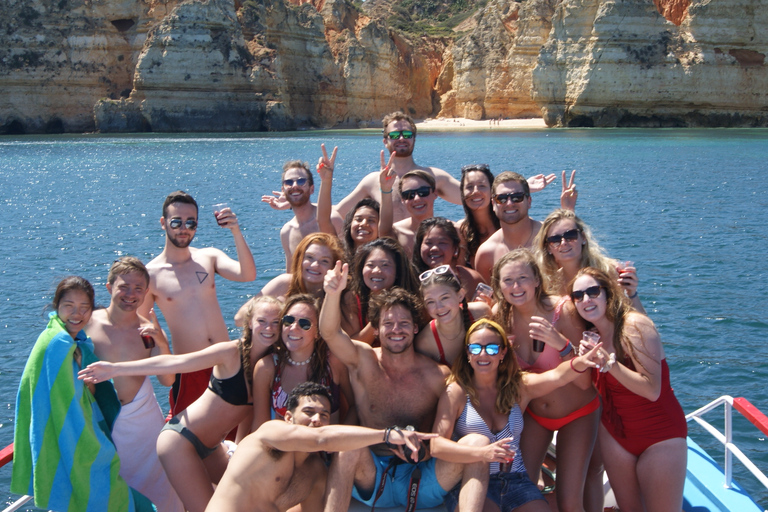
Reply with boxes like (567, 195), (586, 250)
(212, 203), (229, 226)
(617, 260), (634, 274)
(141, 334), (155, 349)
(474, 282), (493, 302)
(532, 339), (545, 352)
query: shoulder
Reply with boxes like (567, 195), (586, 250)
(625, 311), (657, 336)
(261, 274), (291, 298)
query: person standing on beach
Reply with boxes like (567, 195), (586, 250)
(87, 257), (184, 512)
(138, 190), (256, 417)
(474, 171), (541, 283)
(263, 150), (344, 271)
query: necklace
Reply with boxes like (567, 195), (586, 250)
(287, 352), (313, 366)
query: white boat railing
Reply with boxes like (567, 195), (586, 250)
(0, 444), (33, 512)
(685, 395), (768, 491)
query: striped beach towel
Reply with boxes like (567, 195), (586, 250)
(12, 312), (155, 512)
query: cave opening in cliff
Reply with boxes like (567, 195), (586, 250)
(2, 120), (25, 135)
(111, 19), (136, 32)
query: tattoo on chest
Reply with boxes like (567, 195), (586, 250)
(196, 271), (209, 284)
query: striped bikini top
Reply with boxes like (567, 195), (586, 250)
(453, 394), (526, 474)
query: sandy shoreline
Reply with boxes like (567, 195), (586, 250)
(415, 117), (547, 131)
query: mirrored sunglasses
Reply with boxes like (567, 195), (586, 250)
(168, 218), (197, 230)
(493, 192), (528, 205)
(283, 178), (308, 187)
(467, 343), (501, 356)
(282, 315), (312, 331)
(387, 130), (414, 140)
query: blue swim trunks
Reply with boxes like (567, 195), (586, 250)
(352, 451), (449, 509)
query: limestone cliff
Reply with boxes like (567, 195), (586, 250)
(532, 0), (768, 127)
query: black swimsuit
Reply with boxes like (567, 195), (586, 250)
(207, 357), (251, 406)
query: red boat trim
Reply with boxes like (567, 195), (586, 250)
(734, 397), (768, 437)
(0, 443), (12, 468)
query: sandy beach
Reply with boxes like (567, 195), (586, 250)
(415, 117), (547, 131)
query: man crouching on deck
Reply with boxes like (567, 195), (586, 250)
(206, 382), (433, 512)
(138, 190), (256, 417)
(319, 261), (490, 511)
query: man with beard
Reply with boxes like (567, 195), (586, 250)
(319, 261), (490, 512)
(335, 112), (462, 223)
(87, 257), (184, 512)
(275, 159), (343, 270)
(473, 171), (542, 282)
(138, 190), (256, 418)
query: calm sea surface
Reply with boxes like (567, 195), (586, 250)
(1, 129), (767, 508)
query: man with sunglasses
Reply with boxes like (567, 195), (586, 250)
(271, 157), (343, 270)
(474, 171), (542, 282)
(334, 112), (463, 223)
(319, 261), (489, 512)
(139, 190), (256, 419)
(391, 169), (439, 256)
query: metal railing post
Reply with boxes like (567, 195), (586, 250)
(724, 399), (733, 488)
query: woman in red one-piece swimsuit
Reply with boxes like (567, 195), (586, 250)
(569, 267), (687, 512)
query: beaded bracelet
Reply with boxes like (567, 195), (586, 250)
(570, 358), (587, 373)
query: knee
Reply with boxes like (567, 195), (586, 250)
(456, 433), (490, 448)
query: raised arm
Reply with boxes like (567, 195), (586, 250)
(319, 261), (361, 367)
(79, 339), (239, 384)
(527, 173), (557, 193)
(316, 144), (338, 235)
(617, 263), (647, 314)
(378, 151), (395, 237)
(520, 344), (602, 408)
(212, 207), (257, 282)
(432, 167), (462, 205)
(334, 173), (379, 218)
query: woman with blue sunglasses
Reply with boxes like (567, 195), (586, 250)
(251, 294), (355, 431)
(431, 319), (602, 512)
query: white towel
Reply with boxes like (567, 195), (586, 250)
(113, 377), (185, 512)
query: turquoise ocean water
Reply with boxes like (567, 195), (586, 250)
(1, 129), (767, 508)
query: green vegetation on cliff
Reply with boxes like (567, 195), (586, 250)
(363, 0), (485, 37)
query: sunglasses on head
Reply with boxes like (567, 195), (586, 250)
(401, 186), (433, 201)
(387, 130), (414, 140)
(493, 192), (528, 205)
(283, 178), (308, 188)
(461, 163), (490, 173)
(467, 343), (501, 356)
(570, 285), (604, 302)
(282, 315), (312, 331)
(419, 264), (457, 282)
(546, 228), (581, 246)
(168, 218), (197, 230)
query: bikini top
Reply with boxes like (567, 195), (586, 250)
(208, 361), (251, 406)
(208, 344), (251, 406)
(271, 352), (340, 417)
(430, 309), (476, 366)
(515, 296), (568, 373)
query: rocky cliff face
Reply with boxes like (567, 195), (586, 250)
(532, 0), (768, 127)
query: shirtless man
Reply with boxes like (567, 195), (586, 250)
(319, 261), (490, 511)
(335, 112), (462, 222)
(474, 171), (542, 283)
(265, 157), (344, 270)
(205, 382), (432, 512)
(87, 257), (183, 512)
(138, 190), (256, 417)
(390, 169), (438, 256)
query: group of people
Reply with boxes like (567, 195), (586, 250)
(13, 111), (687, 512)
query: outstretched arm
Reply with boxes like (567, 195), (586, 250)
(521, 343), (603, 405)
(527, 173), (557, 193)
(378, 151), (395, 237)
(319, 261), (361, 367)
(213, 207), (257, 282)
(316, 144), (339, 235)
(433, 168), (462, 205)
(79, 340), (239, 383)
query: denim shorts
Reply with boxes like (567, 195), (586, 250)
(444, 471), (545, 512)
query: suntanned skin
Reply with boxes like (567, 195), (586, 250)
(474, 180), (542, 283)
(319, 261), (490, 512)
(205, 395), (432, 512)
(137, 201), (256, 355)
(87, 271), (175, 405)
(334, 119), (462, 222)
(391, 174), (437, 257)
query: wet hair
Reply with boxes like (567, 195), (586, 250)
(284, 381), (333, 414)
(368, 287), (424, 330)
(491, 249), (552, 330)
(52, 276), (95, 312)
(568, 267), (640, 368)
(492, 171), (530, 196)
(412, 217), (461, 273)
(533, 209), (616, 294)
(342, 198), (381, 261)
(382, 111), (417, 137)
(449, 319), (522, 414)
(239, 295), (284, 387)
(351, 238), (420, 324)
(162, 190), (198, 218)
(274, 294), (331, 386)
(288, 233), (345, 297)
(281, 160), (314, 188)
(459, 164), (499, 261)
(107, 256), (149, 286)
(419, 271), (472, 340)
(398, 170), (436, 196)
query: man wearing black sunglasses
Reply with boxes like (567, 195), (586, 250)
(138, 190), (256, 419)
(474, 171), (542, 282)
